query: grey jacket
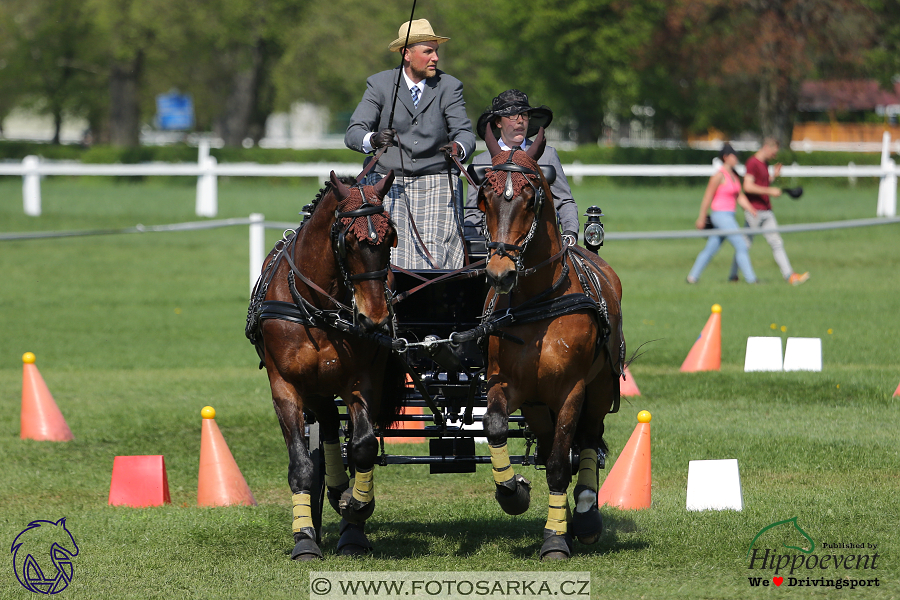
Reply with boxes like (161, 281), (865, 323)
(464, 143), (580, 235)
(345, 67), (476, 177)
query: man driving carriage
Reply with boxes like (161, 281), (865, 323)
(345, 19), (476, 270)
(464, 89), (580, 246)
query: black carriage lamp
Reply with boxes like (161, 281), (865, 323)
(583, 206), (605, 254)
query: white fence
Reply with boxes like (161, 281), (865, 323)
(2, 135), (897, 218)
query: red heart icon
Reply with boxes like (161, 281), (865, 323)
(773, 577), (783, 586)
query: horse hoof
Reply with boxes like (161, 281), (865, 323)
(337, 519), (372, 556)
(540, 531), (572, 561)
(571, 503), (603, 544)
(541, 551), (569, 561)
(327, 483), (348, 516)
(339, 544), (370, 557)
(291, 537), (323, 561)
(495, 474), (531, 516)
(338, 487), (375, 524)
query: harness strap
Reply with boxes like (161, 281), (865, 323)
(391, 259), (487, 305)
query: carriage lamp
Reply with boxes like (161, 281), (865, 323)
(583, 206), (605, 253)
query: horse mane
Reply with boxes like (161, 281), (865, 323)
(308, 175), (359, 216)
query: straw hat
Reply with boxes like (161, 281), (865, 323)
(388, 19), (450, 52)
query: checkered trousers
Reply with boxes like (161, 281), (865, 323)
(363, 173), (464, 270)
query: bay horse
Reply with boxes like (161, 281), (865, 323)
(246, 171), (406, 560)
(472, 127), (625, 560)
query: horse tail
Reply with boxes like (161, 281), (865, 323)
(374, 351), (407, 431)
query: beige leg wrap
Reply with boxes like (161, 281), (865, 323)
(576, 449), (599, 491)
(291, 492), (314, 532)
(545, 492), (570, 535)
(324, 440), (349, 489)
(351, 468), (375, 503)
(489, 443), (515, 485)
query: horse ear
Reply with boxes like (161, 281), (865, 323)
(485, 124), (502, 158)
(330, 171), (350, 199)
(373, 170), (395, 199)
(526, 127), (546, 161)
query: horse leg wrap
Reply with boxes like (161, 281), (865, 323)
(541, 492), (573, 560)
(290, 491), (322, 561)
(324, 440), (349, 514)
(575, 449), (599, 491)
(336, 518), (372, 556)
(490, 443), (531, 515)
(571, 449), (603, 544)
(339, 468), (375, 524)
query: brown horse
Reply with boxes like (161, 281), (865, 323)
(246, 171), (405, 560)
(473, 127), (625, 560)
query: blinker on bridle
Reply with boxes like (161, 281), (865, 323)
(482, 148), (547, 268)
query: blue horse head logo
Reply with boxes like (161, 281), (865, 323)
(11, 518), (79, 594)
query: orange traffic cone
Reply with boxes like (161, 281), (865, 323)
(197, 406), (257, 507)
(20, 352), (73, 442)
(893, 379), (900, 397)
(385, 374), (425, 444)
(620, 365), (641, 396)
(680, 304), (722, 372)
(597, 410), (651, 510)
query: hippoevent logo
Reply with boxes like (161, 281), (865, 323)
(11, 518), (79, 594)
(746, 517), (881, 590)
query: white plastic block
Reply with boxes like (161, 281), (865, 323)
(783, 337), (822, 372)
(744, 337), (783, 372)
(686, 459), (743, 511)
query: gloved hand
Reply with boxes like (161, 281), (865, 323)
(439, 142), (459, 159)
(562, 230), (578, 246)
(371, 128), (396, 150)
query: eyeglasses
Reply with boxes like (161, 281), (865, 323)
(503, 113), (530, 122)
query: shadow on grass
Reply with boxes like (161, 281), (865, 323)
(303, 511), (649, 560)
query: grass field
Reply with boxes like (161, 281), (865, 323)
(1, 176), (899, 599)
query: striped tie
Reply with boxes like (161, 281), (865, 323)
(411, 86), (420, 108)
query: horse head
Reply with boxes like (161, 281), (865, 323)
(329, 171), (397, 333)
(478, 126), (553, 294)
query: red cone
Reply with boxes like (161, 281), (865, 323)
(20, 352), (73, 441)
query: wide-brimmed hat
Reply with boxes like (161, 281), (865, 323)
(476, 89), (553, 140)
(388, 19), (450, 52)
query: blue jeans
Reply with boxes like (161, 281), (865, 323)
(688, 211), (757, 283)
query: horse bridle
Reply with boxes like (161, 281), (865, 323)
(330, 184), (395, 324)
(481, 149), (547, 274)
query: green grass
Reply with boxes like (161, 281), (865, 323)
(1, 177), (898, 599)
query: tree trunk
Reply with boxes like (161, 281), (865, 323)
(758, 74), (798, 150)
(52, 111), (62, 145)
(218, 41), (264, 147)
(108, 51), (144, 147)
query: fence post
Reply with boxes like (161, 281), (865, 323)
(249, 213), (265, 294)
(877, 132), (897, 217)
(196, 141), (218, 217)
(23, 155), (41, 216)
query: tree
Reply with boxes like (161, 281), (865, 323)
(645, 0), (876, 146)
(0, 0), (103, 143)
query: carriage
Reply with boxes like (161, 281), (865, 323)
(245, 129), (624, 561)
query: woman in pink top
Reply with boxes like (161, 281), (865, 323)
(687, 143), (758, 284)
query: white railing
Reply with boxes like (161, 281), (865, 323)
(2, 136), (897, 218)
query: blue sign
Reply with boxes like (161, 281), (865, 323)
(11, 518), (79, 594)
(156, 91), (194, 131)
